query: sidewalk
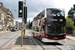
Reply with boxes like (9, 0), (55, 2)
(0, 31), (10, 34)
(2, 31), (75, 50)
(2, 30), (39, 50)
(66, 35), (75, 41)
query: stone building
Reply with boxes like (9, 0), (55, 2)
(19, 23), (22, 30)
(0, 3), (16, 31)
(0, 3), (7, 31)
(15, 21), (20, 29)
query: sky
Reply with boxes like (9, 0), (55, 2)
(0, 0), (75, 22)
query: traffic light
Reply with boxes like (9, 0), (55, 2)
(24, 19), (27, 24)
(24, 7), (27, 24)
(18, 1), (23, 18)
(24, 7), (27, 19)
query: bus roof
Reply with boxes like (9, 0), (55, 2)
(33, 8), (63, 21)
(46, 8), (62, 14)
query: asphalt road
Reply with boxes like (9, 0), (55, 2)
(0, 31), (20, 49)
(1, 30), (75, 50)
(27, 29), (75, 50)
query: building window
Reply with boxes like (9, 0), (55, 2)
(1, 14), (4, 19)
(7, 17), (9, 18)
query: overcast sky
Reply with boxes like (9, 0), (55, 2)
(0, 0), (75, 22)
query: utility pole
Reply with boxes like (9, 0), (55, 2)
(24, 0), (26, 6)
(24, 0), (26, 37)
(18, 1), (23, 47)
(21, 17), (23, 47)
(29, 19), (30, 29)
(73, 13), (75, 26)
(24, 0), (27, 37)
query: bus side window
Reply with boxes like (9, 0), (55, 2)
(37, 27), (39, 32)
(39, 20), (41, 26)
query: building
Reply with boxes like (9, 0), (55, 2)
(15, 21), (19, 29)
(0, 3), (16, 31)
(19, 23), (22, 30)
(0, 3), (7, 31)
(6, 9), (16, 29)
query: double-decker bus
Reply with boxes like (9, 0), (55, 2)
(32, 8), (66, 42)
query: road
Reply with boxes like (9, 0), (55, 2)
(0, 31), (20, 50)
(27, 29), (75, 50)
(1, 30), (75, 50)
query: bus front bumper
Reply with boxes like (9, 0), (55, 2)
(42, 38), (66, 42)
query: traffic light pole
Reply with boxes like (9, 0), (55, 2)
(18, 1), (26, 47)
(21, 17), (23, 47)
(18, 1), (23, 47)
(21, 0), (27, 47)
(24, 0), (26, 38)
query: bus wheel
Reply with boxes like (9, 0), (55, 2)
(39, 36), (42, 40)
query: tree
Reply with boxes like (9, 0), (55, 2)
(68, 4), (75, 20)
(67, 4), (75, 32)
(29, 21), (32, 29)
(66, 17), (75, 31)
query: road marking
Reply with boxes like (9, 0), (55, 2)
(27, 30), (62, 50)
(30, 42), (34, 44)
(1, 31), (21, 49)
(12, 42), (15, 45)
(27, 30), (43, 50)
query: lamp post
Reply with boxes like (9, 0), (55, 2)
(73, 13), (75, 26)
(73, 13), (75, 36)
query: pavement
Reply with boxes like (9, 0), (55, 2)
(0, 31), (10, 34)
(2, 30), (75, 50)
(66, 35), (75, 41)
(2, 30), (39, 50)
(0, 31), (20, 50)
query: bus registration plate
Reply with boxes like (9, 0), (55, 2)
(54, 37), (58, 39)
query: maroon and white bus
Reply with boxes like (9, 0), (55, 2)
(32, 8), (66, 42)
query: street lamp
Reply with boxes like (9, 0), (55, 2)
(73, 13), (75, 26)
